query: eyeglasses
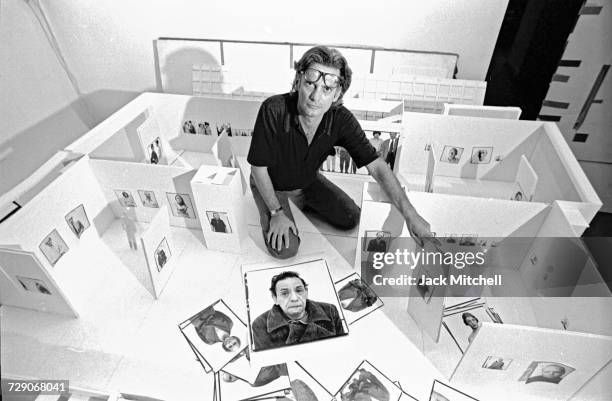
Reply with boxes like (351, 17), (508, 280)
(300, 68), (342, 89)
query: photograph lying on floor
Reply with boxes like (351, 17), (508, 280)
(138, 190), (159, 208)
(430, 380), (478, 401)
(470, 147), (493, 164)
(518, 361), (575, 385)
(65, 204), (90, 238)
(440, 145), (464, 164)
(218, 362), (292, 401)
(154, 237), (171, 272)
(244, 259), (348, 353)
(334, 273), (383, 324)
(335, 360), (403, 401)
(15, 276), (53, 295)
(364, 230), (391, 252)
(287, 361), (334, 400)
(38, 229), (68, 266)
(206, 211), (232, 234)
(180, 299), (247, 373)
(147, 137), (162, 164)
(115, 189), (137, 207)
(482, 356), (513, 370)
(166, 192), (196, 219)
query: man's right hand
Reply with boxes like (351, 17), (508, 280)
(267, 211), (298, 251)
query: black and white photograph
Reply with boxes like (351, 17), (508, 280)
(443, 305), (493, 353)
(166, 192), (195, 219)
(518, 361), (575, 385)
(459, 235), (478, 247)
(218, 361), (292, 401)
(416, 267), (435, 304)
(440, 145), (464, 164)
(510, 182), (525, 201)
(38, 229), (69, 266)
(154, 237), (171, 272)
(470, 147), (493, 164)
(197, 121), (213, 135)
(147, 136), (162, 164)
(115, 189), (137, 207)
(286, 361), (334, 401)
(15, 276), (53, 295)
(138, 190), (159, 208)
(206, 211), (232, 234)
(65, 204), (90, 238)
(481, 356), (513, 370)
(429, 380), (479, 401)
(364, 230), (391, 252)
(335, 360), (403, 401)
(182, 120), (196, 134)
(180, 299), (247, 373)
(335, 273), (383, 324)
(244, 259), (348, 352)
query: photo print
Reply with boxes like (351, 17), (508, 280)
(154, 237), (171, 272)
(166, 192), (196, 219)
(364, 230), (391, 252)
(481, 356), (513, 370)
(180, 299), (248, 373)
(182, 120), (196, 134)
(218, 361), (292, 401)
(197, 121), (213, 135)
(334, 273), (383, 324)
(147, 137), (162, 164)
(440, 145), (464, 164)
(138, 190), (159, 208)
(442, 305), (494, 353)
(287, 361), (334, 401)
(510, 182), (527, 202)
(15, 276), (53, 295)
(38, 229), (68, 266)
(65, 204), (90, 238)
(518, 361), (575, 385)
(429, 380), (478, 401)
(243, 258), (349, 353)
(206, 211), (232, 234)
(470, 147), (493, 164)
(115, 189), (137, 208)
(334, 360), (403, 401)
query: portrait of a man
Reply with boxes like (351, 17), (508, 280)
(470, 147), (493, 164)
(441, 145), (463, 164)
(364, 231), (390, 252)
(337, 277), (379, 313)
(138, 190), (159, 208)
(519, 361), (575, 385)
(154, 237), (171, 272)
(191, 306), (242, 352)
(251, 271), (345, 351)
(206, 211), (232, 234)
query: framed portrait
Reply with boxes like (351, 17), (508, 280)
(470, 147), (493, 164)
(146, 136), (162, 165)
(15, 275), (53, 295)
(206, 211), (232, 234)
(518, 361), (575, 385)
(180, 299), (248, 373)
(481, 356), (513, 370)
(154, 237), (171, 272)
(416, 266), (435, 304)
(334, 273), (383, 325)
(429, 380), (478, 401)
(138, 190), (159, 208)
(65, 204), (90, 239)
(334, 360), (403, 401)
(166, 192), (196, 219)
(243, 258), (349, 353)
(218, 361), (292, 401)
(440, 145), (464, 164)
(38, 229), (68, 267)
(363, 230), (391, 252)
(114, 189), (137, 207)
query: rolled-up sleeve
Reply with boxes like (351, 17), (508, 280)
(335, 108), (378, 168)
(247, 101), (278, 167)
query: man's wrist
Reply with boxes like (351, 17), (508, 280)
(270, 205), (284, 217)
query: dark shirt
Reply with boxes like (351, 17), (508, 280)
(366, 238), (387, 252)
(211, 218), (227, 233)
(251, 300), (345, 351)
(247, 93), (378, 191)
(193, 307), (234, 345)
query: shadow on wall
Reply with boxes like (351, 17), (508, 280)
(158, 46), (221, 94)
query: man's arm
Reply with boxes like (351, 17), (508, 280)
(251, 166), (297, 251)
(366, 158), (434, 246)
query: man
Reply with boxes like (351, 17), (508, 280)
(526, 364), (567, 384)
(366, 231), (387, 252)
(192, 306), (242, 352)
(247, 46), (433, 259)
(446, 147), (460, 164)
(382, 132), (399, 170)
(251, 271), (344, 351)
(210, 212), (227, 233)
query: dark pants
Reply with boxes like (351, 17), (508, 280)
(250, 173), (360, 259)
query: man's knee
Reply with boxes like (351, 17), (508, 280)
(264, 232), (300, 259)
(334, 206), (360, 230)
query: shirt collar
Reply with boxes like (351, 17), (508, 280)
(266, 300), (332, 333)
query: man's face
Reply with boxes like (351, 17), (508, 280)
(213, 213), (220, 219)
(296, 63), (342, 119)
(273, 277), (308, 319)
(542, 365), (564, 379)
(449, 148), (457, 159)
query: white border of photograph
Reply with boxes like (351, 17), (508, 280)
(334, 272), (384, 325)
(218, 363), (292, 401)
(64, 204), (90, 239)
(363, 230), (392, 252)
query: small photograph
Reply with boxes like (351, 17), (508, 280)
(518, 361), (575, 385)
(154, 237), (171, 272)
(65, 204), (90, 239)
(198, 121), (213, 135)
(182, 120), (196, 134)
(206, 211), (232, 234)
(510, 182), (526, 202)
(416, 267), (435, 304)
(459, 235), (478, 247)
(217, 122), (233, 136)
(430, 380), (478, 401)
(218, 361), (292, 401)
(444, 234), (459, 244)
(287, 361), (334, 400)
(481, 356), (513, 370)
(38, 229), (68, 266)
(180, 299), (248, 372)
(147, 137), (162, 164)
(442, 305), (492, 353)
(440, 145), (464, 164)
(470, 147), (493, 164)
(335, 273), (383, 324)
(335, 360), (403, 401)
(244, 259), (348, 353)
(364, 230), (391, 252)
(166, 192), (196, 219)
(115, 190), (137, 208)
(15, 276), (53, 295)
(138, 190), (159, 208)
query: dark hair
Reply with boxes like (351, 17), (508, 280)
(291, 46), (352, 106)
(373, 131), (381, 137)
(221, 336), (241, 352)
(269, 271), (308, 297)
(462, 312), (478, 325)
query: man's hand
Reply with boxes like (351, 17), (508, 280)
(267, 211), (298, 251)
(406, 212), (438, 247)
